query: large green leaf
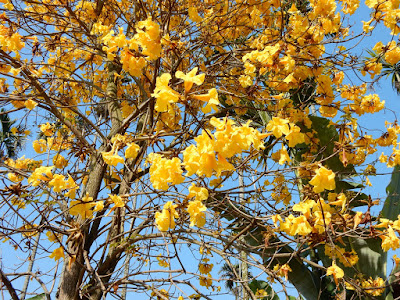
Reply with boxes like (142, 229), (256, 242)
(308, 116), (355, 177)
(352, 238), (387, 280)
(382, 165), (400, 220)
(26, 294), (47, 300)
(262, 244), (320, 300)
(382, 165), (400, 299)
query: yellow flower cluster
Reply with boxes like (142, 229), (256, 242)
(183, 117), (267, 178)
(0, 25), (24, 52)
(28, 166), (54, 187)
(155, 201), (179, 232)
(92, 17), (160, 77)
(198, 258), (213, 274)
(187, 199), (207, 228)
(102, 147), (124, 167)
(324, 244), (359, 267)
(69, 193), (103, 220)
(187, 186), (208, 225)
(267, 117), (305, 147)
(49, 247), (64, 261)
(147, 153), (185, 190)
(273, 197), (337, 236)
(271, 174), (292, 205)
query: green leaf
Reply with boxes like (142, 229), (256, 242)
(335, 180), (364, 191)
(382, 165), (400, 220)
(352, 237), (387, 280)
(263, 245), (320, 300)
(295, 116), (356, 180)
(26, 294), (47, 300)
(258, 109), (271, 126)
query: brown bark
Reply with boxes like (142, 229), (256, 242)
(57, 62), (122, 300)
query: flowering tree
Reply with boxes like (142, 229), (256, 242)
(1, 0), (400, 299)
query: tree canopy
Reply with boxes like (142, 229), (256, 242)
(1, 0), (400, 299)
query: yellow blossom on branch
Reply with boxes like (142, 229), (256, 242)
(147, 153), (185, 190)
(49, 246), (64, 261)
(69, 193), (96, 220)
(28, 166), (54, 186)
(273, 263), (292, 281)
(102, 147), (124, 167)
(188, 185), (209, 201)
(151, 73), (180, 112)
(309, 166), (336, 193)
(380, 226), (400, 251)
(187, 200), (207, 227)
(176, 67), (205, 93)
(125, 142), (140, 159)
(267, 117), (290, 138)
(326, 261), (344, 285)
(48, 174), (66, 192)
(155, 201), (179, 232)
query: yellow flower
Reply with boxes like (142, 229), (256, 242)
(53, 154), (68, 169)
(157, 254), (170, 268)
(199, 274), (212, 288)
(135, 17), (161, 60)
(24, 99), (37, 110)
(273, 263), (292, 281)
(326, 261), (344, 285)
(280, 214), (312, 236)
(324, 244), (359, 267)
(285, 125), (305, 147)
(155, 201), (179, 231)
(93, 201), (104, 212)
(187, 200), (207, 227)
(239, 75), (253, 88)
(40, 122), (54, 136)
(151, 73), (180, 112)
(255, 289), (268, 298)
(266, 117), (290, 138)
(271, 146), (291, 165)
(199, 258), (213, 274)
(147, 153), (185, 190)
(188, 185), (209, 201)
(28, 166), (54, 186)
(175, 67), (205, 92)
(10, 127), (17, 135)
(385, 46), (400, 65)
(8, 172), (23, 182)
(292, 199), (315, 218)
(48, 174), (66, 192)
(64, 175), (78, 199)
(125, 143), (140, 159)
(309, 166), (336, 193)
(32, 139), (47, 153)
(49, 247), (64, 261)
(102, 148), (124, 166)
(361, 277), (385, 296)
(105, 194), (125, 216)
(46, 231), (61, 243)
(381, 226), (400, 251)
(188, 7), (202, 22)
(193, 88), (220, 113)
(69, 193), (96, 219)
